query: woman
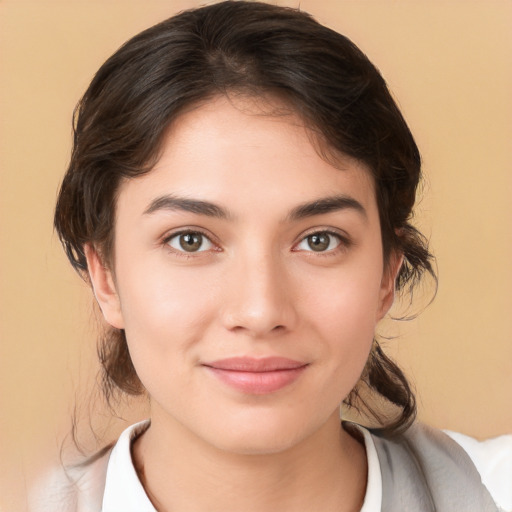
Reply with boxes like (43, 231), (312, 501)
(33, 1), (509, 511)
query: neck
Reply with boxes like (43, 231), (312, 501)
(132, 408), (367, 512)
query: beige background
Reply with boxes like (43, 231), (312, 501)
(1, 1), (511, 510)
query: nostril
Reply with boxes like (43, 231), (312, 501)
(230, 324), (285, 333)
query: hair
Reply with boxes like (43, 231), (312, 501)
(54, 0), (435, 436)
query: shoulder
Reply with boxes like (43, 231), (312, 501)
(28, 421), (150, 512)
(444, 429), (512, 512)
(28, 445), (112, 512)
(370, 423), (502, 512)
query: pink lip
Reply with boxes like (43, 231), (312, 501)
(203, 357), (308, 394)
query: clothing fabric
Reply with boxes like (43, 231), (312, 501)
(444, 429), (512, 509)
(99, 421), (385, 512)
(29, 421), (511, 512)
(99, 423), (382, 512)
(370, 424), (501, 511)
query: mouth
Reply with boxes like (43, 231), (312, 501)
(202, 357), (309, 394)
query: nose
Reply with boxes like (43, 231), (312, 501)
(220, 250), (298, 338)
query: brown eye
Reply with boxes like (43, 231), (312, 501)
(167, 231), (213, 253)
(307, 233), (330, 251)
(296, 231), (342, 252)
(180, 233), (202, 252)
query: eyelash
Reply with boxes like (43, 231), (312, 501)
(162, 228), (351, 258)
(293, 229), (351, 256)
(162, 229), (220, 258)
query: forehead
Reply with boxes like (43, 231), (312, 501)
(116, 95), (377, 218)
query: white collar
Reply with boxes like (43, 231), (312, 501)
(357, 424), (383, 512)
(102, 420), (382, 512)
(102, 420), (155, 512)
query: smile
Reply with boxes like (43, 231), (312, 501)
(202, 357), (309, 394)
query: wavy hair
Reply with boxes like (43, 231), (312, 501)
(55, 1), (435, 437)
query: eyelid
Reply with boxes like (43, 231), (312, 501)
(162, 227), (221, 255)
(292, 227), (352, 253)
(160, 226), (351, 256)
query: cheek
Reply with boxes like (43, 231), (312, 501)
(300, 254), (384, 385)
(114, 258), (219, 365)
(305, 254), (384, 333)
(314, 282), (378, 363)
(116, 272), (219, 404)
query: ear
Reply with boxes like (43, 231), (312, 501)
(84, 244), (125, 329)
(376, 251), (404, 321)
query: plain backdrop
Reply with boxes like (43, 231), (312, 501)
(1, 1), (511, 510)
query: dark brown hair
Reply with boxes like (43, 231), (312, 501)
(55, 0), (434, 436)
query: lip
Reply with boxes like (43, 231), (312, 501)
(202, 357), (309, 394)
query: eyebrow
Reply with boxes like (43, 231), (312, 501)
(287, 194), (367, 221)
(143, 193), (366, 222)
(143, 195), (231, 219)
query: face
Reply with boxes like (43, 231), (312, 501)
(87, 96), (398, 455)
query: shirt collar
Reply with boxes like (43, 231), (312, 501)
(102, 420), (382, 512)
(356, 424), (383, 512)
(102, 420), (155, 512)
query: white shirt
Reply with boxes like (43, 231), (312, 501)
(101, 421), (512, 512)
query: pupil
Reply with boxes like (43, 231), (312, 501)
(180, 233), (201, 252)
(308, 233), (329, 251)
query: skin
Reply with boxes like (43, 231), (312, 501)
(86, 95), (401, 512)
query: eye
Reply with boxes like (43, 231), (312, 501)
(296, 231), (342, 252)
(166, 231), (214, 253)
